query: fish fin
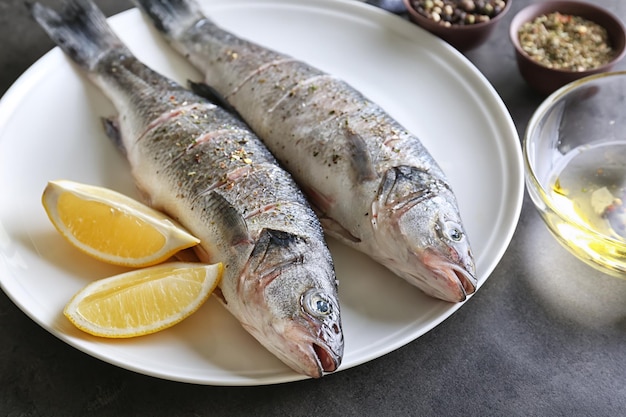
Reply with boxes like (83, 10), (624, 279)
(300, 185), (334, 215)
(28, 0), (126, 71)
(319, 217), (361, 244)
(212, 287), (227, 305)
(131, 0), (206, 37)
(299, 185), (361, 243)
(344, 126), (378, 183)
(189, 81), (240, 116)
(208, 191), (251, 247)
(101, 117), (126, 155)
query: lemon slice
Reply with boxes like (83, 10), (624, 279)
(64, 262), (222, 338)
(42, 179), (200, 267)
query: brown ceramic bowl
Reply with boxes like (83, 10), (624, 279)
(402, 0), (511, 51)
(510, 1), (626, 95)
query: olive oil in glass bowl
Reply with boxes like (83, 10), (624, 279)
(525, 71), (626, 278)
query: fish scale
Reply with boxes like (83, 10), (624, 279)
(30, 0), (343, 378)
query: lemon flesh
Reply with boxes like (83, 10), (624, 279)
(42, 179), (200, 267)
(64, 262), (222, 338)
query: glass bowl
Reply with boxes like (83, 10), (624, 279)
(524, 71), (626, 278)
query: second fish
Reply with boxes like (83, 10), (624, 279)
(134, 0), (478, 303)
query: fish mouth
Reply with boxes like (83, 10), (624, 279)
(421, 251), (477, 302)
(275, 320), (342, 378)
(280, 340), (340, 378)
(313, 343), (340, 374)
(241, 323), (342, 378)
(450, 264), (477, 296)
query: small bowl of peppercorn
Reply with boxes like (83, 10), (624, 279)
(402, 0), (511, 51)
(510, 1), (626, 95)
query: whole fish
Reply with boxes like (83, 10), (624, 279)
(133, 0), (477, 302)
(30, 0), (343, 378)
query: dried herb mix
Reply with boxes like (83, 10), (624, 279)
(518, 12), (614, 71)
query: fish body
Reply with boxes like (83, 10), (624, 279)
(133, 0), (477, 302)
(30, 0), (343, 378)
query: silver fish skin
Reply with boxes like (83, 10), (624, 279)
(133, 0), (477, 302)
(30, 0), (343, 378)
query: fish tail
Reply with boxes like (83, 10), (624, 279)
(28, 0), (125, 71)
(131, 0), (206, 38)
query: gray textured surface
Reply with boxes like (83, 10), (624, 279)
(2, 0), (626, 416)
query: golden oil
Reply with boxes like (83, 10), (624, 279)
(545, 141), (626, 277)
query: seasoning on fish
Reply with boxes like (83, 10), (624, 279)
(30, 0), (343, 378)
(133, 0), (478, 302)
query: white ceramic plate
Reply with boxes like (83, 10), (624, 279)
(0, 0), (523, 385)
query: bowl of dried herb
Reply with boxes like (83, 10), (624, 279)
(510, 1), (626, 95)
(403, 0), (511, 51)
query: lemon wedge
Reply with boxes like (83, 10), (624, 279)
(42, 179), (200, 267)
(64, 262), (222, 338)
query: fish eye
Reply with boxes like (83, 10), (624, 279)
(449, 227), (463, 241)
(441, 221), (464, 242)
(302, 289), (333, 317)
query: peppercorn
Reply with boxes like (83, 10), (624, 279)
(410, 0), (506, 26)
